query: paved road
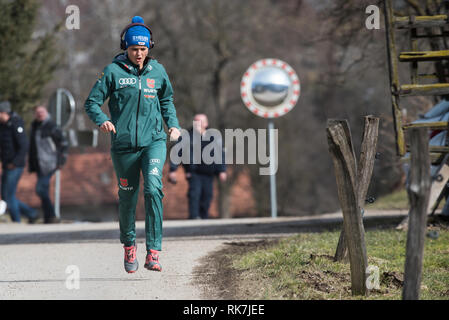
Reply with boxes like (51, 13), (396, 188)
(0, 210), (407, 300)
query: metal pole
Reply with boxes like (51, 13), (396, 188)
(54, 89), (61, 219)
(268, 120), (277, 218)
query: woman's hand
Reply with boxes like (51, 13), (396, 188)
(100, 121), (116, 134)
(168, 127), (181, 141)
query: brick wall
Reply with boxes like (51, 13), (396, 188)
(9, 152), (256, 220)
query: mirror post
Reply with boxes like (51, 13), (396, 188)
(50, 88), (75, 220)
(268, 119), (278, 218)
(55, 89), (62, 219)
(241, 59), (300, 220)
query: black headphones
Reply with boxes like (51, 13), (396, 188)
(120, 23), (155, 50)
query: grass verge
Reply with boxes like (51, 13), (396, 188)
(366, 187), (446, 211)
(198, 216), (449, 300)
(366, 188), (409, 210)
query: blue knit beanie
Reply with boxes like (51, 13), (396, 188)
(124, 16), (151, 49)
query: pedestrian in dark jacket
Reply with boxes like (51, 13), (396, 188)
(168, 114), (227, 219)
(0, 101), (37, 223)
(29, 105), (68, 224)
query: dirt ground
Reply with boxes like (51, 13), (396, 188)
(194, 239), (279, 300)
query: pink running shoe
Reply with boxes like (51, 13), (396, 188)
(144, 249), (162, 272)
(124, 243), (138, 273)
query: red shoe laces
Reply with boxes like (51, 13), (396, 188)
(147, 250), (159, 263)
(124, 246), (136, 262)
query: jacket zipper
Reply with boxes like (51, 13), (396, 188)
(136, 75), (142, 149)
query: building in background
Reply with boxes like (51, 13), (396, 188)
(10, 152), (256, 222)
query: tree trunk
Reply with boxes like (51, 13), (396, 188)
(334, 116), (379, 262)
(327, 119), (368, 296)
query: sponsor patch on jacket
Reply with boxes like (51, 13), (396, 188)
(97, 72), (105, 84)
(147, 79), (155, 88)
(119, 78), (137, 86)
(149, 167), (159, 176)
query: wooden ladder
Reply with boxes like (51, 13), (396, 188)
(384, 0), (449, 216)
(384, 0), (449, 158)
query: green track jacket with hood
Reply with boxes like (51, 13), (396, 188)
(85, 53), (180, 153)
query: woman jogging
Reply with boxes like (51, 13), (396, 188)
(85, 16), (181, 273)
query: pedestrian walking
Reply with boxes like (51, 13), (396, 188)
(168, 114), (227, 219)
(85, 16), (181, 273)
(0, 101), (37, 223)
(29, 105), (68, 224)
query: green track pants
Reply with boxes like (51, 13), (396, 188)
(111, 139), (166, 251)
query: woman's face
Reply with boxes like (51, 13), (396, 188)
(127, 45), (148, 68)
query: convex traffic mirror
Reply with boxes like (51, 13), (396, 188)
(241, 59), (300, 119)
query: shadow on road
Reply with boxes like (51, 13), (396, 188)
(0, 215), (406, 245)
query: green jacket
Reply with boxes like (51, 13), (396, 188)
(85, 53), (180, 153)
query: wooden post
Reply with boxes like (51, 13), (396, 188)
(327, 120), (368, 296)
(403, 128), (431, 300)
(335, 116), (379, 262)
